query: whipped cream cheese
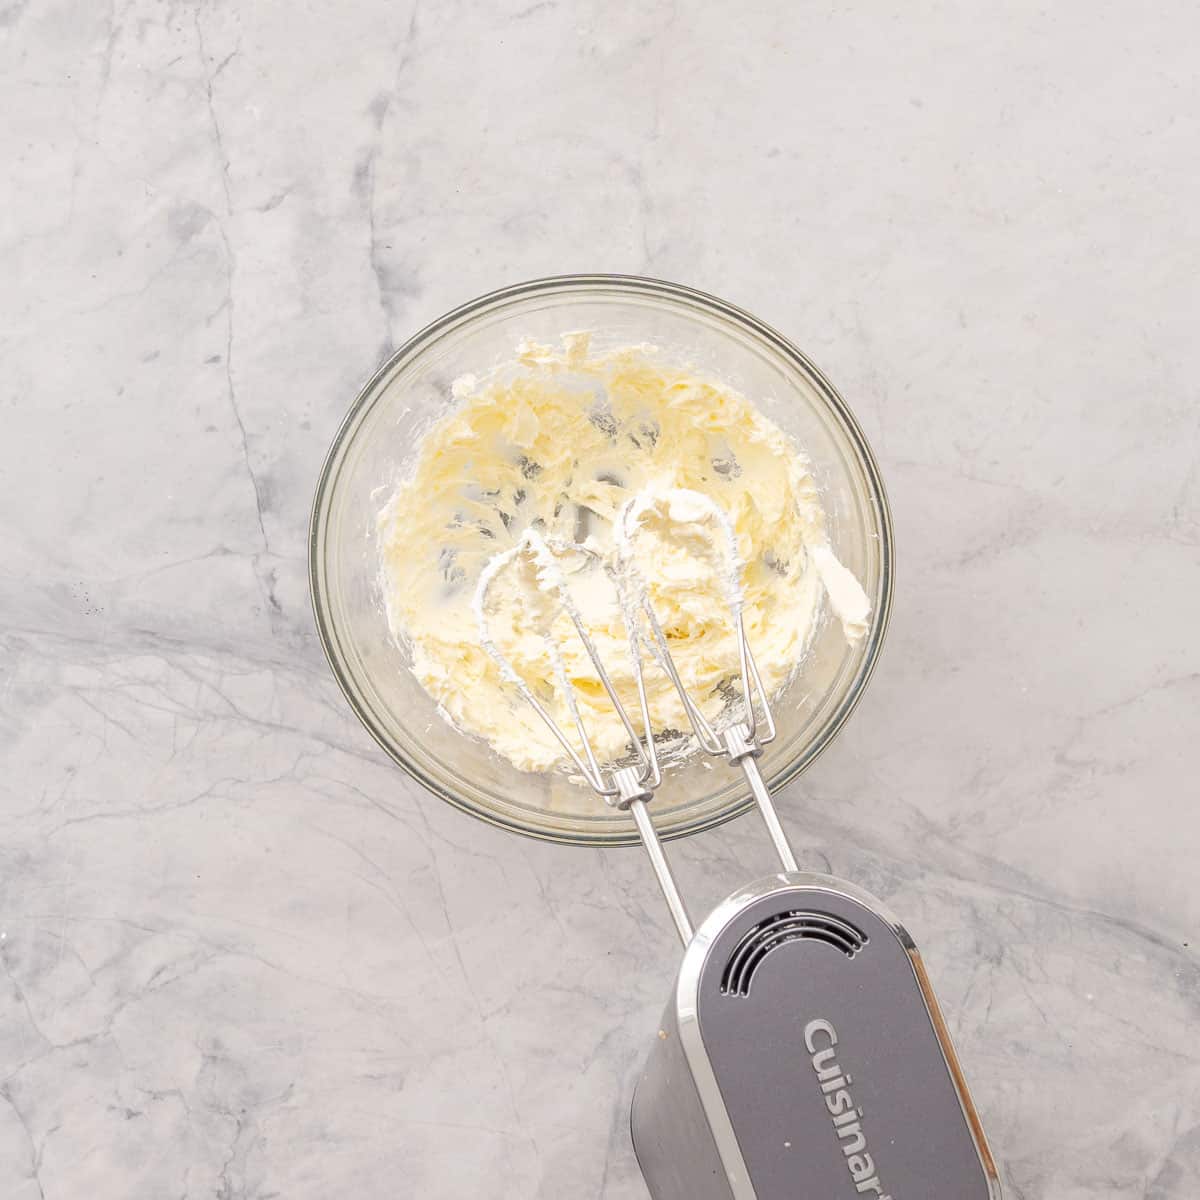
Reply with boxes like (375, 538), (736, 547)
(376, 334), (870, 773)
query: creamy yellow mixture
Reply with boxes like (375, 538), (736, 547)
(377, 334), (870, 773)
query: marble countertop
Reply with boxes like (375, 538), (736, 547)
(3, 2), (1198, 1196)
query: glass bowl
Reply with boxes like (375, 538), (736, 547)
(310, 275), (893, 845)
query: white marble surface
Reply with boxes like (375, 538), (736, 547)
(3, 2), (1199, 1196)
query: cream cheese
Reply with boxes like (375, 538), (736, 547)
(376, 334), (870, 773)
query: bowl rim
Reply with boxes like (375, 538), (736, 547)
(309, 273), (894, 847)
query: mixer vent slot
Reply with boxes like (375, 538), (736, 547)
(721, 910), (868, 998)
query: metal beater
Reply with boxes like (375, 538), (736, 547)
(473, 491), (792, 944)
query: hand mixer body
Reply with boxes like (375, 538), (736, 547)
(473, 500), (999, 1198)
(631, 872), (1001, 1200)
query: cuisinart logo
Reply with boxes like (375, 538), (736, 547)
(805, 1019), (892, 1198)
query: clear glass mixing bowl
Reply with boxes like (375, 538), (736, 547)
(310, 275), (893, 845)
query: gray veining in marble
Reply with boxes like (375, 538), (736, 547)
(3, 2), (1199, 1197)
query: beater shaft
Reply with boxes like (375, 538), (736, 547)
(630, 798), (693, 945)
(722, 726), (798, 872)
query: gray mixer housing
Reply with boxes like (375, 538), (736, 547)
(632, 872), (1001, 1200)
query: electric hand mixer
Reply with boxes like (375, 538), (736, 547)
(476, 491), (1001, 1200)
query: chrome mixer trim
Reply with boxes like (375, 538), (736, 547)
(675, 901), (761, 1200)
(906, 947), (1003, 1196)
